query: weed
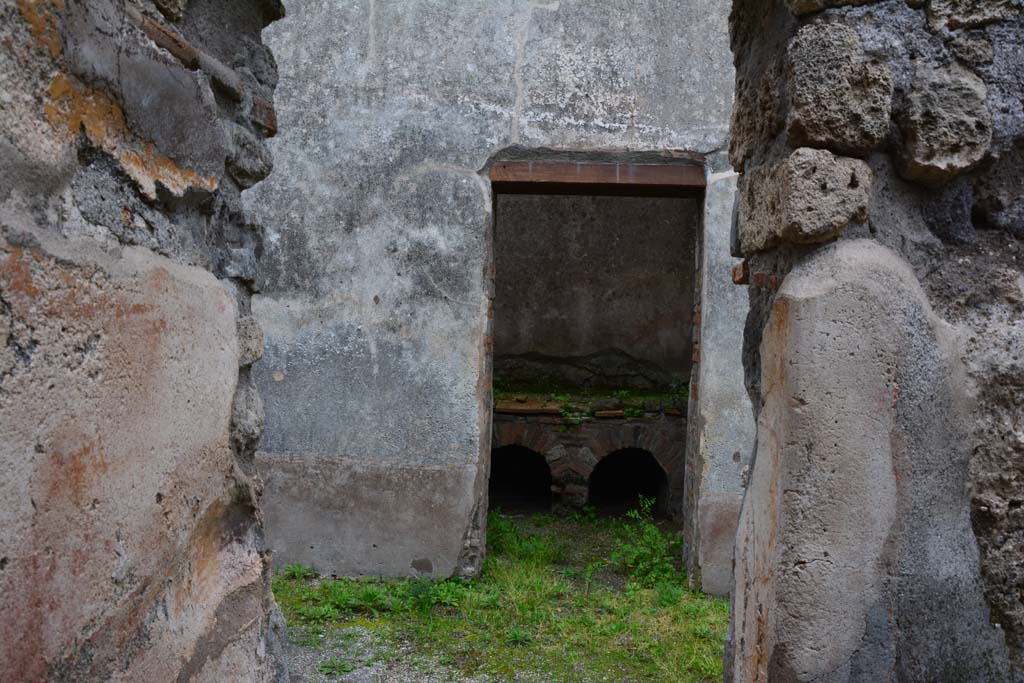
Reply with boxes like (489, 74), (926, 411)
(623, 407), (645, 418)
(507, 627), (532, 646)
(430, 580), (470, 608)
(318, 656), (355, 676)
(570, 505), (598, 523)
(282, 563), (317, 580)
(669, 379), (690, 400)
(298, 603), (339, 623)
(655, 581), (685, 607)
(611, 496), (682, 587)
(406, 578), (436, 612)
(582, 560), (605, 596)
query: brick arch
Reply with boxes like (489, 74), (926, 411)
(491, 415), (686, 515)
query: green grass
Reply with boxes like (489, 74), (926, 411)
(273, 508), (729, 682)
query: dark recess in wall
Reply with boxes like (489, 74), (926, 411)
(489, 446), (553, 513)
(588, 449), (669, 516)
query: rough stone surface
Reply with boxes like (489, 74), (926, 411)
(898, 62), (993, 185)
(0, 236), (274, 682)
(728, 240), (1015, 681)
(927, 0), (1022, 31)
(977, 19), (1024, 151)
(787, 22), (893, 155)
(156, 0), (190, 21)
(249, 0), (747, 580)
(730, 0), (1024, 676)
(923, 230), (1024, 672)
(950, 31), (995, 65)
(738, 147), (872, 254)
(974, 142), (1024, 237)
(923, 176), (977, 244)
(728, 0), (796, 172)
(238, 315), (266, 366)
(0, 1), (285, 680)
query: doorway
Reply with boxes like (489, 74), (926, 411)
(487, 159), (704, 517)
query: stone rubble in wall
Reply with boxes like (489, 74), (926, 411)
(727, 0), (1024, 679)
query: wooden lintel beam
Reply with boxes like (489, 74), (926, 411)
(489, 161), (705, 197)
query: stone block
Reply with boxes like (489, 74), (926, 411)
(727, 240), (1015, 681)
(949, 32), (995, 65)
(738, 148), (872, 255)
(684, 171), (755, 596)
(237, 316), (265, 366)
(787, 23), (893, 155)
(729, 239), (1015, 679)
(898, 62), (992, 185)
(927, 0), (1021, 30)
(227, 122), (274, 189)
(696, 493), (743, 596)
(0, 238), (278, 680)
(63, 0), (227, 179)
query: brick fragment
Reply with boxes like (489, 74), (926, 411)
(732, 261), (750, 285)
(251, 97), (278, 137)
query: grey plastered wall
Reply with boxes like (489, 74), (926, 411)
(247, 0), (747, 579)
(684, 171), (755, 596)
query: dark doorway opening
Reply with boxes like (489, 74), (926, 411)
(488, 445), (552, 513)
(588, 448), (669, 516)
(488, 158), (703, 520)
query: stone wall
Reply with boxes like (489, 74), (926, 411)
(493, 193), (700, 386)
(1, 1), (285, 680)
(248, 0), (751, 587)
(727, 0), (1023, 679)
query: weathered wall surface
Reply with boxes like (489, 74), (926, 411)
(0, 1), (285, 680)
(248, 0), (747, 580)
(684, 170), (755, 596)
(727, 0), (1024, 679)
(493, 193), (699, 384)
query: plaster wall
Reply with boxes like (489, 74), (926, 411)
(249, 0), (746, 579)
(685, 171), (755, 596)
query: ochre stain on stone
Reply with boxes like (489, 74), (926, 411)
(44, 430), (109, 509)
(16, 0), (64, 58)
(0, 247), (44, 300)
(44, 74), (218, 199)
